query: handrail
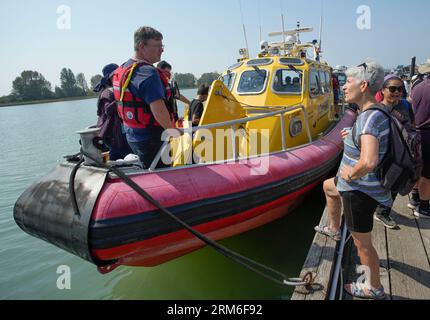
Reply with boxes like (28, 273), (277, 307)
(149, 104), (313, 171)
(191, 104), (305, 132)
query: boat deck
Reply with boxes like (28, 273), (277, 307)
(291, 195), (430, 300)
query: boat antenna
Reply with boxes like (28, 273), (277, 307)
(297, 21), (301, 43)
(319, 0), (323, 53)
(258, 0), (262, 43)
(280, 0), (287, 55)
(238, 0), (250, 58)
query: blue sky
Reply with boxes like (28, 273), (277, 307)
(1, 0), (429, 96)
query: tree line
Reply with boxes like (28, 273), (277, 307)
(173, 72), (221, 89)
(0, 68), (102, 104)
(0, 69), (221, 105)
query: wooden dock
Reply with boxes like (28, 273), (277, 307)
(291, 195), (430, 300)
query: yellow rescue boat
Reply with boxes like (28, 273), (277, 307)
(14, 27), (357, 271)
(172, 27), (342, 165)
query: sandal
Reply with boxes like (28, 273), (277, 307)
(314, 225), (341, 241)
(344, 282), (386, 300)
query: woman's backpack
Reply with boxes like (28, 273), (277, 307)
(352, 105), (422, 196)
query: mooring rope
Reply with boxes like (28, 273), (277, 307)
(70, 149), (313, 288)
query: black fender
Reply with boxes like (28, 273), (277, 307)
(14, 163), (109, 265)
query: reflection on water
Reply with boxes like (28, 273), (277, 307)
(103, 189), (324, 300)
(0, 92), (325, 299)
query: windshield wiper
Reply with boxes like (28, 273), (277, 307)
(252, 66), (266, 78)
(288, 65), (301, 75)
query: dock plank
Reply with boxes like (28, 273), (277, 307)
(307, 234), (337, 300)
(291, 206), (337, 300)
(291, 208), (328, 300)
(342, 239), (359, 300)
(319, 213), (390, 300)
(415, 213), (430, 267)
(293, 194), (430, 300)
(371, 219), (387, 262)
(387, 196), (430, 300)
(371, 219), (392, 299)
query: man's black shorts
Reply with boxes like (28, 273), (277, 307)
(340, 190), (380, 233)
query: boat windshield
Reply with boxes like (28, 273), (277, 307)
(222, 72), (236, 91)
(237, 69), (268, 94)
(273, 69), (303, 94)
(309, 69), (323, 96)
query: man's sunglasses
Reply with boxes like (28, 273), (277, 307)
(385, 86), (405, 93)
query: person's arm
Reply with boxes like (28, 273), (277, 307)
(192, 114), (200, 126)
(191, 102), (204, 126)
(135, 69), (175, 130)
(150, 99), (175, 129)
(341, 134), (379, 182)
(179, 94), (191, 105)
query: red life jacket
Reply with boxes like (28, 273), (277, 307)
(159, 69), (179, 122)
(112, 61), (174, 129)
(158, 69), (172, 97)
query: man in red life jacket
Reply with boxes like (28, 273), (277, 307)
(112, 26), (176, 169)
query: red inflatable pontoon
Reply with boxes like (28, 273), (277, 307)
(14, 109), (356, 274)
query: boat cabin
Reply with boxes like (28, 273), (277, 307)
(173, 29), (338, 166)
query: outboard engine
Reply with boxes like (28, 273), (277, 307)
(77, 127), (104, 166)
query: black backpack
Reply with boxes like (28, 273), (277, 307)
(352, 105), (422, 196)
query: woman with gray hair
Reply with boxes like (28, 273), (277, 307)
(315, 61), (388, 299)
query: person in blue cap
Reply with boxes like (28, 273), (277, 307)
(95, 63), (132, 160)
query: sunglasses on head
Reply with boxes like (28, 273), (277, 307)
(385, 86), (405, 93)
(357, 62), (367, 71)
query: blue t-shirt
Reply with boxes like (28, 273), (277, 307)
(336, 107), (392, 206)
(122, 59), (166, 142)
